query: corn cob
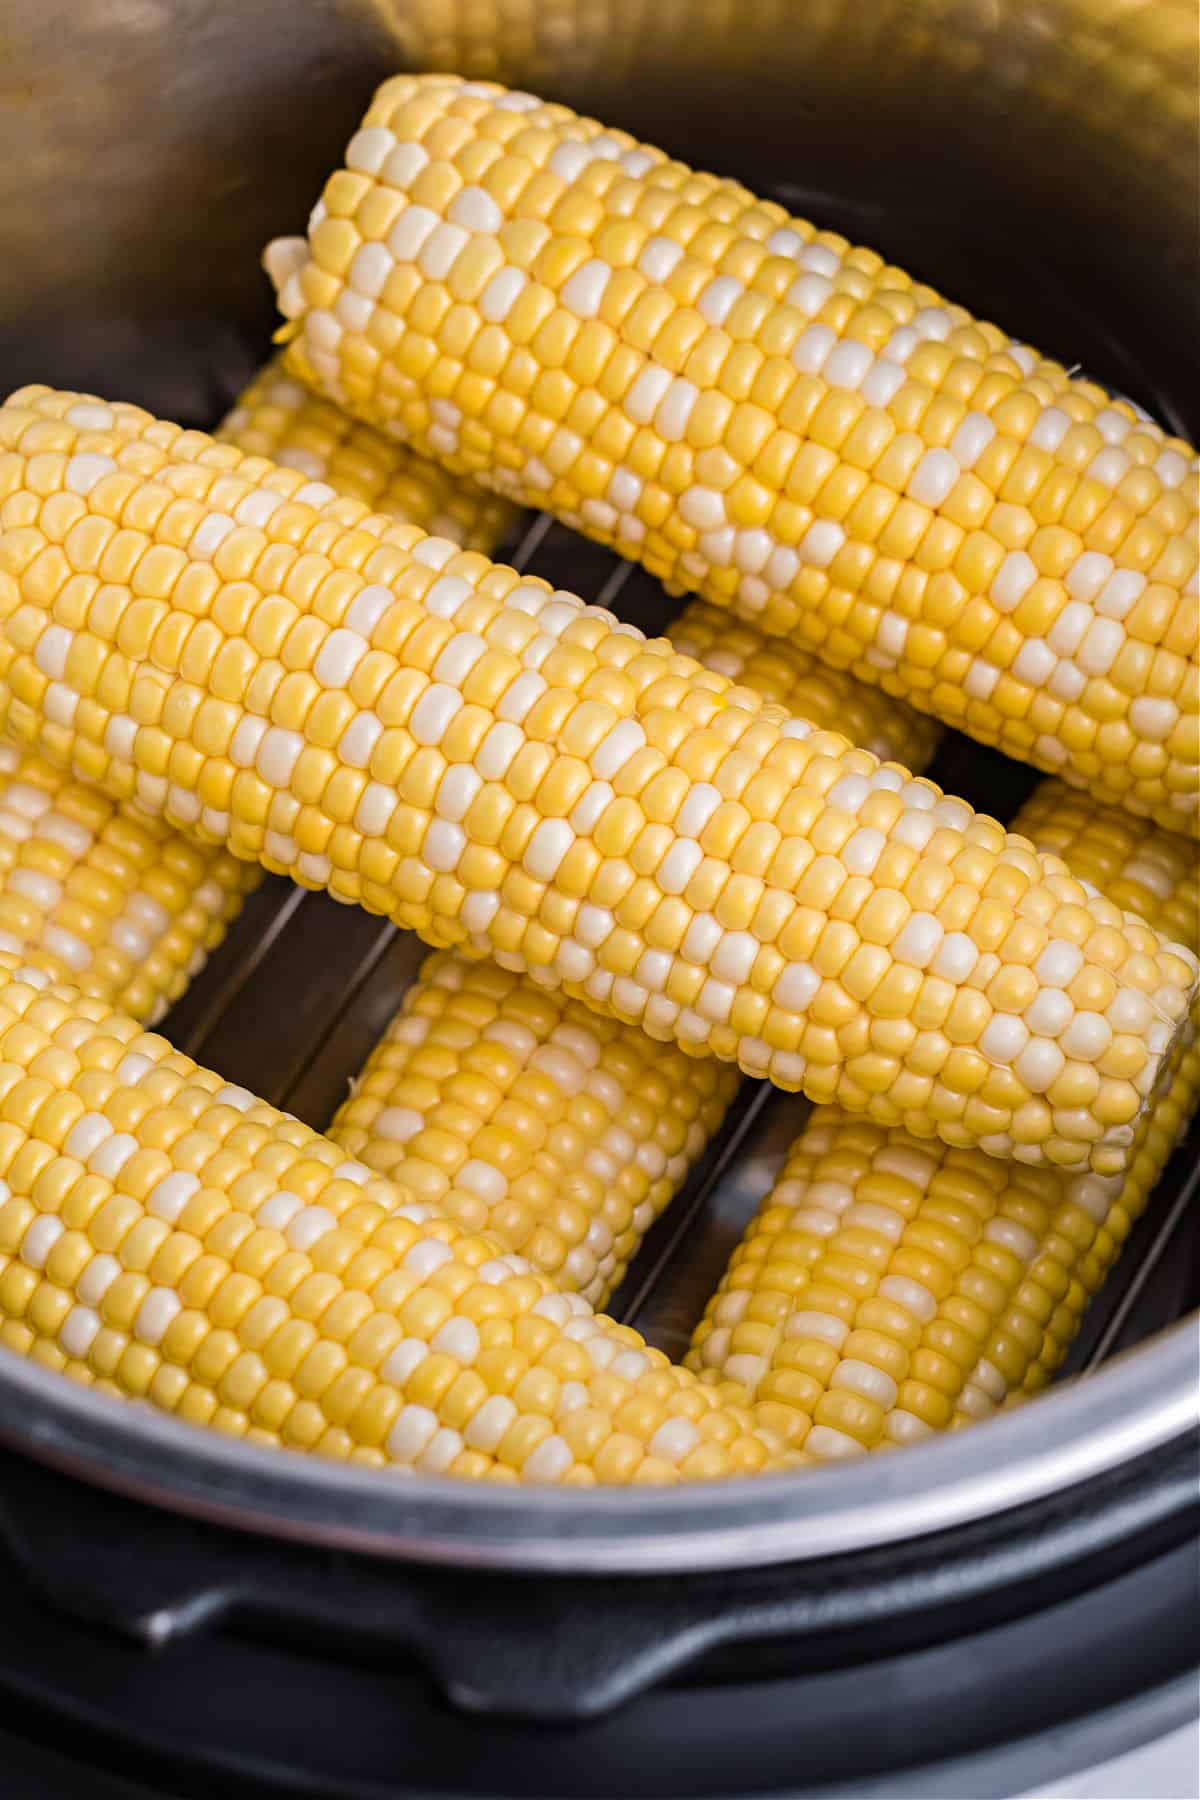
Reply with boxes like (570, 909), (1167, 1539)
(358, 0), (1200, 173)
(688, 777), (1199, 1453)
(0, 742), (256, 1024)
(266, 73), (1199, 836)
(670, 600), (943, 769)
(216, 353), (520, 553)
(329, 617), (939, 1302)
(0, 954), (804, 1483)
(330, 948), (741, 1305)
(0, 388), (1194, 1177)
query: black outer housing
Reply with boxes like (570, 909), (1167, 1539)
(0, 1423), (1194, 1798)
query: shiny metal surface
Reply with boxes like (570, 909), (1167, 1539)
(0, 0), (1194, 1570)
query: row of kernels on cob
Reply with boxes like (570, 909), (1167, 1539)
(1, 388), (1192, 1175)
(267, 73), (1199, 833)
(1011, 778), (1198, 954)
(669, 600), (944, 769)
(688, 776), (1199, 1453)
(0, 957), (802, 1483)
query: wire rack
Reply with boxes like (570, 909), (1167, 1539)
(157, 505), (1200, 1377)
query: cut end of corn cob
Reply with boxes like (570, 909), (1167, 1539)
(0, 953), (803, 1484)
(330, 946), (740, 1306)
(0, 743), (256, 1023)
(216, 353), (520, 554)
(266, 72), (1199, 835)
(689, 775), (1200, 1451)
(0, 384), (1195, 1175)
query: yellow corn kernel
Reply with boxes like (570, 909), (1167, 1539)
(0, 386), (1193, 1174)
(269, 74), (1198, 836)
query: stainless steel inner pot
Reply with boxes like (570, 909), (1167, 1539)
(0, 0), (1195, 1573)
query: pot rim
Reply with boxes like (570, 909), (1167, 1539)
(0, 1315), (1194, 1574)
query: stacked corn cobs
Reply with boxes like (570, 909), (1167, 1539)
(686, 782), (1200, 1457)
(0, 78), (1194, 1486)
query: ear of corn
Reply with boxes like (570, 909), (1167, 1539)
(0, 954), (804, 1483)
(329, 947), (741, 1306)
(0, 742), (256, 1024)
(687, 777), (1200, 1453)
(216, 353), (520, 554)
(0, 387), (1194, 1175)
(267, 72), (1199, 836)
(330, 613), (940, 1303)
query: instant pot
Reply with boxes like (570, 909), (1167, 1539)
(0, 3), (1195, 1794)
